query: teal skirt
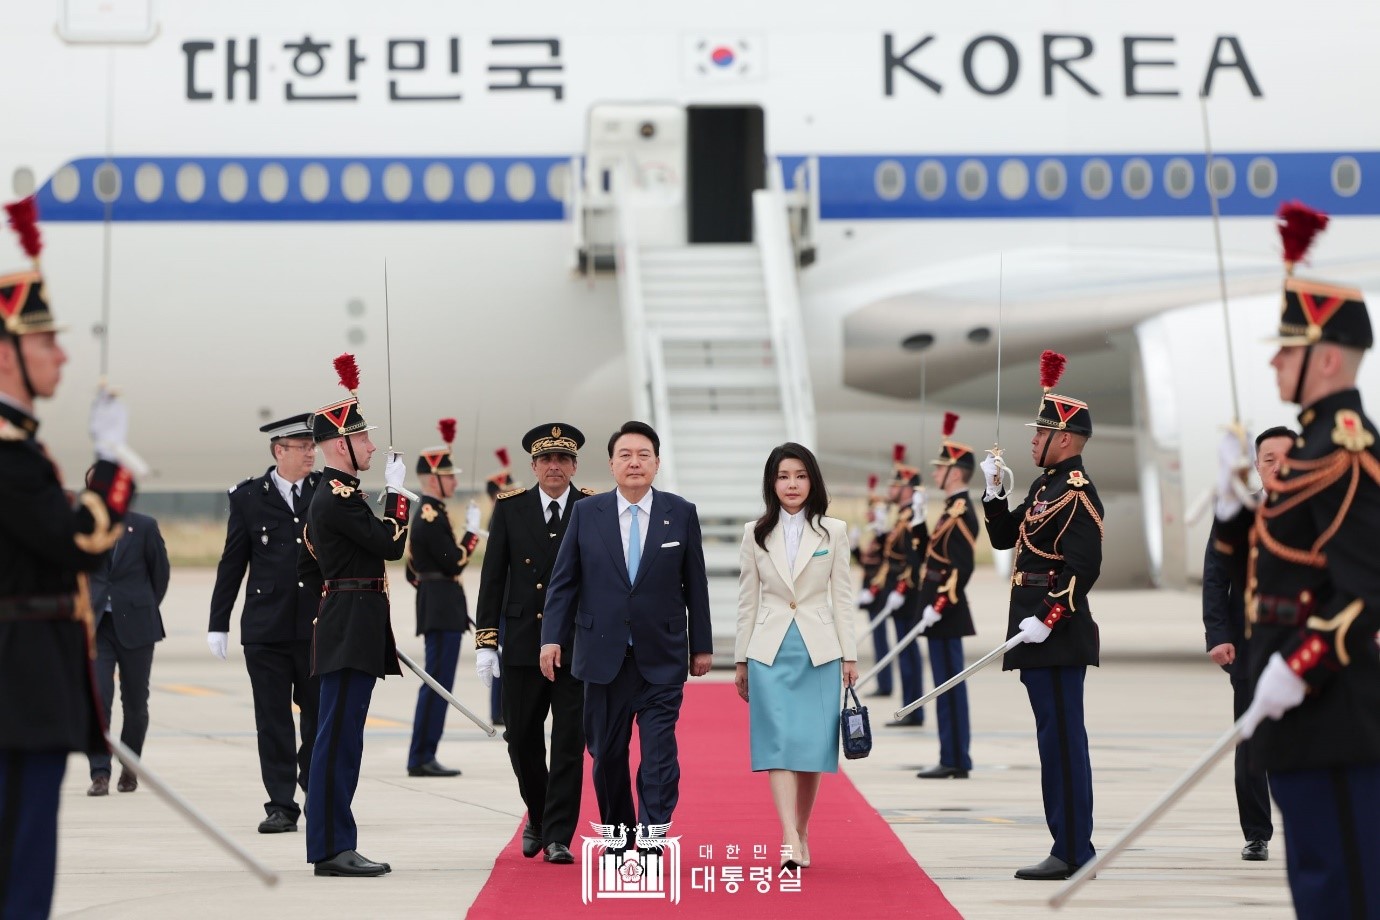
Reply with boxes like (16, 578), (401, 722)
(748, 621), (842, 773)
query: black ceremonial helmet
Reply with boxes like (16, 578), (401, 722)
(312, 354), (376, 470)
(1026, 350), (1092, 467)
(931, 411), (975, 489)
(1, 197), (64, 398)
(417, 418), (459, 476)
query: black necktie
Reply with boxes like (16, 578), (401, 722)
(548, 500), (560, 528)
(292, 483), (302, 512)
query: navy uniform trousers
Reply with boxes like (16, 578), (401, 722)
(892, 606), (925, 724)
(1020, 665), (1094, 867)
(0, 751), (67, 919)
(1269, 763), (1380, 920)
(928, 637), (972, 770)
(866, 594), (893, 695)
(306, 668), (375, 863)
(406, 629), (462, 770)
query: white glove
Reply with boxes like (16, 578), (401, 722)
(475, 648), (501, 689)
(1240, 652), (1307, 739)
(870, 502), (889, 533)
(910, 487), (926, 519)
(980, 455), (1008, 500)
(1215, 429), (1253, 520)
(857, 588), (876, 607)
(1016, 615), (1052, 644)
(918, 605), (942, 632)
(881, 589), (906, 615)
(465, 501), (482, 534)
(848, 525), (860, 551)
(384, 452), (407, 492)
(207, 631), (229, 660)
(89, 387), (129, 464)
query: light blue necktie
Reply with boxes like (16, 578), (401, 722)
(627, 505), (641, 581)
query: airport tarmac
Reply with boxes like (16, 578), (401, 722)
(49, 566), (1295, 919)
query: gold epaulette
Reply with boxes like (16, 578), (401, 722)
(947, 498), (968, 519)
(579, 487), (598, 496)
(495, 487), (526, 500)
(420, 503), (439, 523)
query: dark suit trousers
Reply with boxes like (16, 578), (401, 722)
(503, 664), (585, 846)
(1229, 653), (1273, 841)
(0, 751), (66, 920)
(407, 629), (462, 769)
(585, 652), (683, 831)
(87, 615), (155, 778)
(243, 640), (318, 819)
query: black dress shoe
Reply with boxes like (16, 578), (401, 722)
(1015, 855), (1076, 880)
(313, 849), (389, 877)
(87, 775), (109, 797)
(116, 770), (138, 793)
(1241, 839), (1269, 861)
(407, 760), (462, 777)
(865, 689), (891, 698)
(916, 764), (969, 779)
(522, 823), (543, 859)
(543, 842), (575, 864)
(258, 811), (298, 834)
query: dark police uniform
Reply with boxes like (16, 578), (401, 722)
(0, 212), (138, 917)
(872, 449), (927, 726)
(404, 436), (480, 776)
(301, 376), (409, 875)
(984, 381), (1103, 877)
(916, 424), (980, 776)
(209, 413), (322, 830)
(476, 423), (591, 855)
(1213, 272), (1380, 919)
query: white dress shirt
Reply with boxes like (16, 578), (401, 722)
(270, 469), (305, 510)
(616, 488), (654, 568)
(538, 485), (572, 523)
(780, 507), (806, 570)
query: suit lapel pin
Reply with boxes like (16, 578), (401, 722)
(663, 520), (670, 526)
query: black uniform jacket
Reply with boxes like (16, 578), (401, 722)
(0, 400), (135, 753)
(209, 468), (322, 645)
(90, 510), (169, 649)
(917, 492), (979, 639)
(475, 485), (591, 666)
(302, 467), (408, 679)
(1213, 388), (1380, 773)
(869, 504), (929, 616)
(984, 454), (1104, 671)
(406, 495), (480, 635)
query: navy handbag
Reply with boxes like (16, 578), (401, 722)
(840, 686), (872, 760)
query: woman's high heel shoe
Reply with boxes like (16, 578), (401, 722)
(797, 834), (811, 868)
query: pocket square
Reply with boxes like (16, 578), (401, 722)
(661, 541), (680, 548)
(812, 549), (829, 557)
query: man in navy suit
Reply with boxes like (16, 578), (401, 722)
(541, 421), (713, 838)
(85, 508), (170, 795)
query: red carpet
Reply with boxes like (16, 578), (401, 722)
(466, 682), (960, 918)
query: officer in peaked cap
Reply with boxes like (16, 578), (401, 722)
(1211, 202), (1380, 920)
(404, 420), (483, 778)
(207, 411), (323, 833)
(914, 413), (981, 780)
(0, 196), (142, 917)
(475, 422), (595, 863)
(980, 350), (1104, 880)
(301, 354), (412, 877)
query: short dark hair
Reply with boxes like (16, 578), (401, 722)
(607, 420), (660, 458)
(1255, 426), (1297, 451)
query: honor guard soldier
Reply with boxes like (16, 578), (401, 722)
(404, 418), (481, 778)
(915, 412), (980, 779)
(207, 411), (323, 834)
(302, 354), (411, 878)
(475, 423), (594, 864)
(0, 196), (140, 917)
(483, 446), (518, 724)
(867, 445), (928, 726)
(981, 351), (1104, 881)
(852, 474), (894, 697)
(1213, 203), (1380, 920)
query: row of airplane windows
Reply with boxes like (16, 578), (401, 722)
(43, 160), (572, 206)
(869, 155), (1363, 202)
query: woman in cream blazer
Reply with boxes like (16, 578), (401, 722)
(735, 442), (857, 870)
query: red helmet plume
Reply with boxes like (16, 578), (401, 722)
(333, 353), (360, 394)
(1039, 350), (1067, 391)
(867, 474), (878, 490)
(438, 418), (457, 445)
(495, 447), (510, 467)
(892, 443), (906, 463)
(4, 196), (41, 261)
(1276, 200), (1329, 270)
(942, 411), (959, 437)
